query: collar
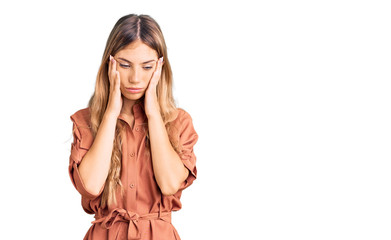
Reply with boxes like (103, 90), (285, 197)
(118, 99), (147, 128)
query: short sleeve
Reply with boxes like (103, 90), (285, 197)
(68, 111), (104, 204)
(176, 109), (199, 191)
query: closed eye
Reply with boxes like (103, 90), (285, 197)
(119, 63), (130, 68)
(143, 66), (153, 70)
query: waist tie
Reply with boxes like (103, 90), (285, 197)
(91, 207), (171, 240)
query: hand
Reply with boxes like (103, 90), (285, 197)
(105, 55), (123, 118)
(145, 57), (164, 118)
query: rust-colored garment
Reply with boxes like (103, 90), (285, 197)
(68, 101), (198, 240)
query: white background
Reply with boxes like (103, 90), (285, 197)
(1, 0), (390, 239)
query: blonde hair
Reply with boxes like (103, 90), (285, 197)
(87, 14), (182, 208)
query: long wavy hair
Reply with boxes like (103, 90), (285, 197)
(87, 14), (182, 208)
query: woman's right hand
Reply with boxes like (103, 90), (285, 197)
(105, 55), (123, 118)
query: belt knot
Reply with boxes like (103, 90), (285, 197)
(91, 207), (171, 240)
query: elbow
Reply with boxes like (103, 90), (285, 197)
(159, 166), (189, 196)
(85, 185), (101, 197)
(85, 182), (104, 197)
(160, 182), (181, 196)
(161, 190), (176, 196)
(80, 170), (104, 197)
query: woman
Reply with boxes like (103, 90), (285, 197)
(68, 14), (198, 240)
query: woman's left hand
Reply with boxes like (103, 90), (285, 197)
(144, 57), (164, 118)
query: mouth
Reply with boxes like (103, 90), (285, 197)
(126, 88), (143, 93)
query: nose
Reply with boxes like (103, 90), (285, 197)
(128, 68), (141, 84)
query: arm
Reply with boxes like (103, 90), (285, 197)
(148, 113), (189, 196)
(77, 113), (117, 196)
(144, 57), (188, 196)
(77, 55), (123, 196)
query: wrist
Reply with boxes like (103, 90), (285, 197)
(103, 111), (118, 122)
(146, 111), (161, 121)
(146, 104), (161, 119)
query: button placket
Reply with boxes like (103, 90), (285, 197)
(129, 152), (136, 190)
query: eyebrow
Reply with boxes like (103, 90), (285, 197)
(118, 57), (156, 64)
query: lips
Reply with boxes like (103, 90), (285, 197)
(125, 87), (143, 93)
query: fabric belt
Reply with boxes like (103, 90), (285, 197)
(91, 207), (171, 240)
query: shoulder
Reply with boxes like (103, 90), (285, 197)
(174, 107), (196, 131)
(176, 107), (193, 122)
(70, 107), (94, 147)
(70, 107), (91, 127)
(175, 108), (198, 141)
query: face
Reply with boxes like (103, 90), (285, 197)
(113, 40), (159, 102)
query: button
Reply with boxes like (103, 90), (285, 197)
(130, 152), (135, 157)
(129, 183), (135, 189)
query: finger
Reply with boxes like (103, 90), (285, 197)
(112, 56), (117, 73)
(153, 57), (164, 84)
(109, 56), (117, 85)
(115, 71), (121, 89)
(108, 55), (113, 82)
(158, 57), (164, 69)
(156, 57), (163, 80)
(108, 55), (112, 70)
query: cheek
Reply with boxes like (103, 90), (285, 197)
(116, 71), (124, 82)
(118, 73), (126, 89)
(143, 71), (154, 82)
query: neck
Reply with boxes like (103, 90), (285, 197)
(121, 97), (143, 116)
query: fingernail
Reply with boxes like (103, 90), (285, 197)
(159, 57), (164, 63)
(109, 55), (113, 60)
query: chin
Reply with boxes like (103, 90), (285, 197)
(123, 92), (145, 100)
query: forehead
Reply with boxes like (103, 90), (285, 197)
(117, 40), (157, 62)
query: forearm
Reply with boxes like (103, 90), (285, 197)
(148, 113), (189, 196)
(78, 113), (117, 195)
